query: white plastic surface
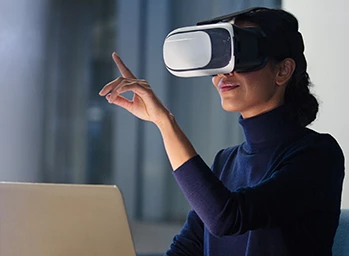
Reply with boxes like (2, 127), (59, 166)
(163, 31), (211, 70)
(163, 22), (235, 77)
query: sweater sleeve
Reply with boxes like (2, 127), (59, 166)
(165, 210), (204, 256)
(173, 134), (345, 237)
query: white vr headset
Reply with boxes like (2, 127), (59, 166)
(163, 22), (269, 78)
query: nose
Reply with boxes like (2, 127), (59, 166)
(212, 71), (234, 85)
(216, 71), (234, 77)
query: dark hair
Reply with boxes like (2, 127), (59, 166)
(235, 8), (318, 127)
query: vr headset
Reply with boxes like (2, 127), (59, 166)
(163, 8), (271, 78)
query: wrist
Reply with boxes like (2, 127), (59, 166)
(155, 111), (176, 131)
(156, 112), (197, 170)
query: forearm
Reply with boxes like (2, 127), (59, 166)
(156, 114), (248, 236)
(156, 113), (197, 170)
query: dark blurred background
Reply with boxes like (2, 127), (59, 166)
(0, 0), (280, 254)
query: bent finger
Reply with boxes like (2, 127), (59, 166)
(113, 81), (151, 97)
(106, 94), (133, 110)
(107, 80), (136, 103)
(99, 77), (124, 96)
(107, 79), (149, 102)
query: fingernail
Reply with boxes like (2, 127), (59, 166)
(106, 94), (111, 103)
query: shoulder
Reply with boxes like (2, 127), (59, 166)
(291, 128), (343, 156)
(214, 146), (239, 162)
(210, 146), (239, 174)
(282, 128), (345, 172)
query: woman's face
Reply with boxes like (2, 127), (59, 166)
(212, 20), (288, 118)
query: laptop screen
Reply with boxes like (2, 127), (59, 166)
(0, 182), (136, 256)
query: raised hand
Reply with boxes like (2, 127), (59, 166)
(99, 52), (171, 126)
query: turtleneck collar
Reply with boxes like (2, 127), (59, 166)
(238, 104), (301, 153)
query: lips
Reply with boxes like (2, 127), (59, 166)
(220, 84), (239, 92)
(218, 79), (240, 93)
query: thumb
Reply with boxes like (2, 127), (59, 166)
(107, 94), (133, 110)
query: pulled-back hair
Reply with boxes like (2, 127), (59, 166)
(235, 8), (318, 127)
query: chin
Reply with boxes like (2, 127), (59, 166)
(221, 102), (241, 113)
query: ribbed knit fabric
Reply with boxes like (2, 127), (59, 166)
(166, 105), (345, 256)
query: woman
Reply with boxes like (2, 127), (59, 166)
(99, 7), (344, 256)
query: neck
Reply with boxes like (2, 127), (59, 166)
(239, 104), (301, 152)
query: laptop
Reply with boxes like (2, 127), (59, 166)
(0, 182), (136, 256)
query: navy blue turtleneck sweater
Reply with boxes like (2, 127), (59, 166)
(166, 105), (345, 256)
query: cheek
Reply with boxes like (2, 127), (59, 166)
(245, 80), (277, 101)
(212, 76), (216, 85)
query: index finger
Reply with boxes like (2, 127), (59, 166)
(112, 52), (136, 79)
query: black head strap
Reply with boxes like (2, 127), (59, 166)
(197, 7), (268, 25)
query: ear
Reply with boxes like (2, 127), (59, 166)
(275, 58), (296, 86)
